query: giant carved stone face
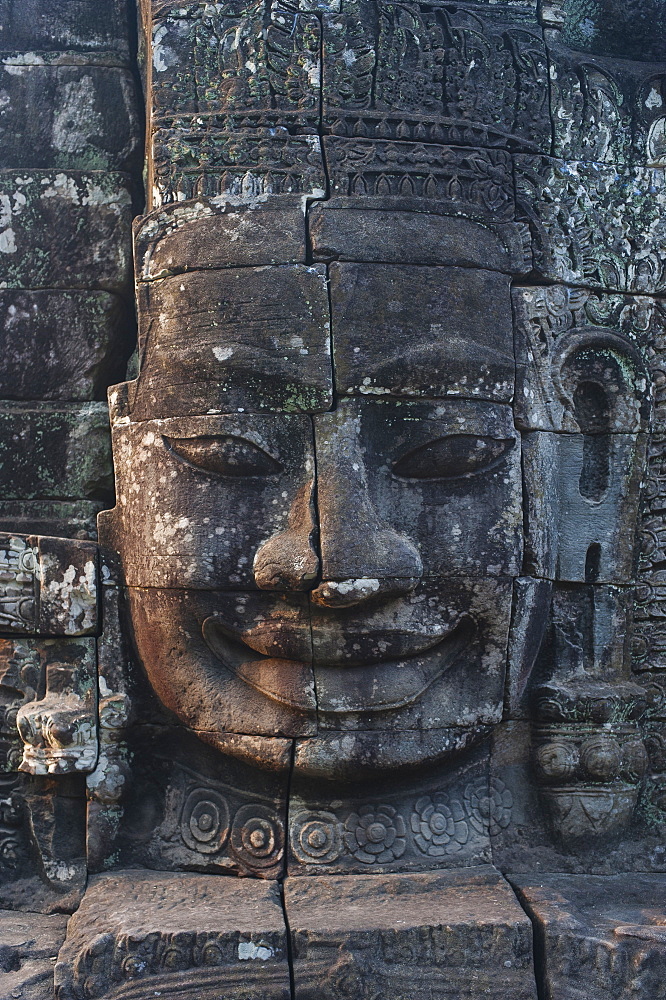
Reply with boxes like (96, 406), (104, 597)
(100, 188), (537, 778)
(99, 0), (651, 781)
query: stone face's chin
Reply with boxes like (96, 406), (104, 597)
(202, 615), (475, 714)
(291, 724), (493, 780)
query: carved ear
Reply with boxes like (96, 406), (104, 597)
(552, 328), (650, 434)
(522, 329), (650, 585)
(551, 332), (648, 584)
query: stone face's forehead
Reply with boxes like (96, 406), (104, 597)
(125, 204), (519, 419)
(128, 263), (333, 421)
(125, 257), (516, 420)
(126, 0), (547, 421)
(330, 263), (515, 403)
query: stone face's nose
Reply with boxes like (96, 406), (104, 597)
(310, 407), (422, 607)
(253, 482), (320, 591)
(253, 407), (422, 602)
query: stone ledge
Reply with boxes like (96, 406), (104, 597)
(285, 866), (538, 1000)
(54, 870), (290, 1000)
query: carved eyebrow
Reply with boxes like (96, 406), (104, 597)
(336, 344), (515, 393)
(372, 404), (517, 450)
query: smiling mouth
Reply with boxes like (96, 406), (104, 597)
(202, 616), (475, 714)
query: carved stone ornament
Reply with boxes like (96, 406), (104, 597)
(1, 1), (666, 999)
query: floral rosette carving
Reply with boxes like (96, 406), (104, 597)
(193, 937), (228, 968)
(343, 804), (406, 865)
(180, 788), (230, 855)
(160, 944), (190, 972)
(230, 803), (283, 871)
(290, 810), (342, 865)
(410, 794), (469, 857)
(0, 832), (21, 867)
(463, 777), (513, 836)
(121, 936), (161, 980)
(121, 955), (145, 979)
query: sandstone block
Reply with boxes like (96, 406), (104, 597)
(131, 264), (332, 419)
(0, 403), (112, 504)
(0, 291), (131, 401)
(0, 0), (130, 57)
(513, 873), (666, 999)
(135, 196), (308, 279)
(0, 66), (140, 171)
(0, 909), (67, 1000)
(285, 867), (537, 1000)
(0, 171), (132, 293)
(55, 871), (290, 1000)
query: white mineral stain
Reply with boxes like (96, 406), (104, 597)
(43, 861), (78, 882)
(3, 52), (44, 74)
(0, 226), (16, 253)
(646, 88), (664, 110)
(326, 578), (380, 595)
(359, 383), (390, 395)
(238, 942), (274, 961)
(82, 180), (129, 208)
(52, 77), (103, 154)
(153, 26), (178, 72)
(41, 558), (97, 631)
(0, 187), (25, 253)
(40, 172), (80, 202)
(87, 754), (125, 796)
(302, 57), (320, 86)
(211, 191), (269, 211)
(213, 346), (234, 361)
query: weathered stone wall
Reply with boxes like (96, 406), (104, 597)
(0, 2), (142, 995)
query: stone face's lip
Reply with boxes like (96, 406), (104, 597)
(314, 617), (474, 713)
(202, 616), (474, 714)
(219, 618), (462, 667)
(309, 623), (453, 667)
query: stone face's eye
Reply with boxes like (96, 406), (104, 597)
(392, 435), (514, 480)
(164, 435), (280, 477)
